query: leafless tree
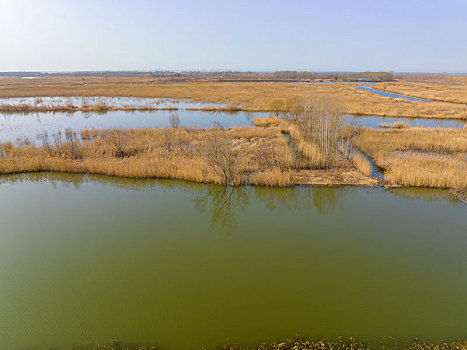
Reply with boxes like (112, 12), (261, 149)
(297, 93), (345, 169)
(202, 128), (242, 186)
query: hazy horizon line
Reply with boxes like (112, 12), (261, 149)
(1, 69), (465, 74)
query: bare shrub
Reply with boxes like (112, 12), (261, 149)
(101, 129), (134, 158)
(38, 131), (56, 156)
(52, 129), (83, 159)
(162, 128), (175, 153)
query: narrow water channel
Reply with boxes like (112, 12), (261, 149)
(352, 85), (435, 102)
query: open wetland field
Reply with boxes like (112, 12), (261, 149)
(0, 74), (466, 350)
(3, 0), (467, 348)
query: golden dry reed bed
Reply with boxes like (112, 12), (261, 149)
(2, 120), (465, 190)
(1, 76), (466, 119)
(0, 101), (239, 113)
(0, 122), (376, 187)
(353, 127), (467, 189)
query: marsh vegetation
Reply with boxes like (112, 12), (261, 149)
(353, 127), (467, 189)
(1, 91), (465, 191)
(1, 76), (466, 119)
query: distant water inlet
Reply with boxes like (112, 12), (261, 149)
(352, 85), (436, 102)
(0, 173), (466, 350)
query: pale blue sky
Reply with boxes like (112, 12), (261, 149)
(0, 0), (466, 72)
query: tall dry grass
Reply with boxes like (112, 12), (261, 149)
(0, 123), (375, 187)
(351, 153), (372, 177)
(353, 127), (467, 189)
(385, 153), (466, 189)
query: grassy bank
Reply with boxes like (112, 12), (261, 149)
(1, 77), (466, 119)
(1, 120), (465, 190)
(353, 127), (467, 189)
(49, 337), (467, 350)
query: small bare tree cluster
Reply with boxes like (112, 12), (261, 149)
(201, 126), (243, 186)
(162, 128), (192, 154)
(297, 93), (345, 169)
(101, 129), (133, 158)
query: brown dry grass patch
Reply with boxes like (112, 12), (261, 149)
(0, 77), (466, 119)
(353, 127), (467, 189)
(0, 123), (377, 187)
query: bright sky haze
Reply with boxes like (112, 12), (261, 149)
(0, 0), (466, 72)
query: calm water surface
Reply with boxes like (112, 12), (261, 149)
(0, 96), (216, 109)
(346, 114), (466, 129)
(353, 85), (435, 102)
(1, 95), (465, 144)
(0, 173), (466, 349)
(0, 110), (261, 143)
(1, 111), (464, 145)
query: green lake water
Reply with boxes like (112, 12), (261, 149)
(0, 173), (466, 349)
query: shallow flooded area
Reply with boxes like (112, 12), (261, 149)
(0, 96), (216, 109)
(0, 173), (466, 350)
(0, 108), (464, 145)
(0, 109), (260, 143)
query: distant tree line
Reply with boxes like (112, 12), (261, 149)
(0, 70), (397, 82)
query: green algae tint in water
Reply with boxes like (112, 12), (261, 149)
(0, 173), (466, 350)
